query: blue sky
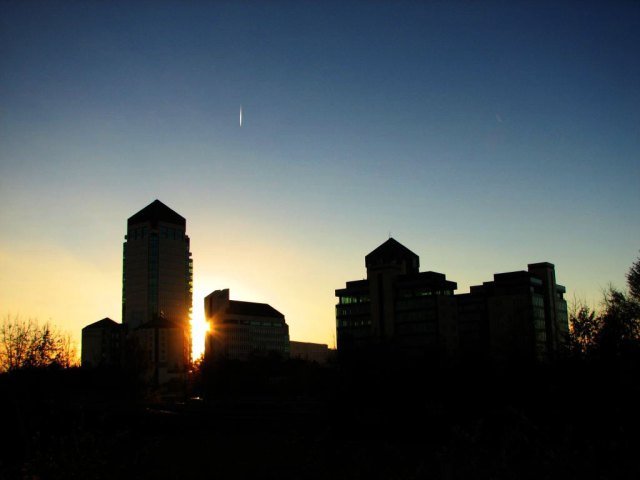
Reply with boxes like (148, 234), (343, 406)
(1, 1), (639, 350)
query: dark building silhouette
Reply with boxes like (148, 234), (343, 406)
(336, 238), (459, 360)
(122, 200), (193, 371)
(336, 239), (569, 364)
(81, 317), (124, 368)
(457, 262), (568, 362)
(290, 341), (333, 364)
(205, 289), (290, 360)
(133, 316), (187, 386)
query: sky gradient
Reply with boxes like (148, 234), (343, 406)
(1, 2), (639, 358)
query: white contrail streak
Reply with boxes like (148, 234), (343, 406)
(239, 106), (243, 127)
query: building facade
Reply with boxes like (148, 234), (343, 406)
(132, 317), (188, 386)
(336, 239), (569, 364)
(205, 289), (290, 361)
(336, 238), (459, 360)
(457, 263), (568, 362)
(81, 317), (124, 368)
(122, 199), (193, 368)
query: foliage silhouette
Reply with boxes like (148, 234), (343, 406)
(598, 286), (640, 360)
(0, 316), (77, 372)
(568, 253), (640, 362)
(627, 252), (640, 301)
(567, 298), (600, 357)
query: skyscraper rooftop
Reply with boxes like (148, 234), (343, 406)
(128, 199), (186, 228)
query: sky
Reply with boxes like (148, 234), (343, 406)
(1, 1), (639, 359)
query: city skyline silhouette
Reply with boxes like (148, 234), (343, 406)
(1, 3), (640, 478)
(1, 1), (639, 363)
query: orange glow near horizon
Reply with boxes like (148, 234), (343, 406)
(189, 280), (266, 361)
(190, 316), (209, 361)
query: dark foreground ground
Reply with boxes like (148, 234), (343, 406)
(2, 358), (639, 480)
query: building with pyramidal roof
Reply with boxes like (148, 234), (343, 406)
(336, 238), (458, 360)
(122, 199), (192, 375)
(336, 238), (568, 364)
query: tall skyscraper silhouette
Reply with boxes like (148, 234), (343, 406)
(122, 200), (193, 361)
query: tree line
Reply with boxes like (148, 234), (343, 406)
(567, 253), (640, 361)
(0, 316), (77, 372)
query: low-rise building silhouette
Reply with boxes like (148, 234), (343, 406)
(290, 341), (333, 364)
(81, 317), (124, 368)
(205, 289), (290, 361)
(133, 316), (188, 386)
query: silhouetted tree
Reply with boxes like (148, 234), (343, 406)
(568, 254), (640, 361)
(598, 286), (640, 359)
(627, 252), (640, 301)
(0, 316), (77, 372)
(568, 299), (600, 357)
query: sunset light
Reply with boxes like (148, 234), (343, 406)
(191, 316), (210, 361)
(1, 2), (639, 478)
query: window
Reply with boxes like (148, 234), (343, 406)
(340, 295), (370, 305)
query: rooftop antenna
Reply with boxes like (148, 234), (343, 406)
(388, 231), (392, 239)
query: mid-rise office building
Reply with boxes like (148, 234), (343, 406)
(336, 238), (459, 360)
(205, 289), (290, 361)
(336, 238), (569, 364)
(122, 200), (193, 370)
(457, 263), (568, 362)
